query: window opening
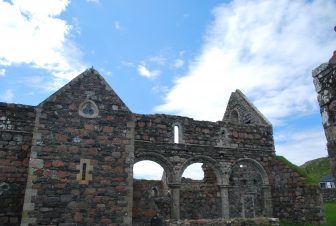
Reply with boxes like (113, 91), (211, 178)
(174, 125), (179, 143)
(230, 110), (239, 122)
(82, 163), (87, 180)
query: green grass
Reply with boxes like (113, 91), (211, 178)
(279, 202), (336, 226)
(324, 201), (336, 226)
(273, 156), (315, 185)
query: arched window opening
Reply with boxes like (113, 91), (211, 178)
(132, 160), (170, 224)
(174, 125), (179, 143)
(151, 187), (158, 197)
(230, 110), (239, 122)
(180, 162), (220, 219)
(133, 160), (164, 180)
(182, 163), (204, 180)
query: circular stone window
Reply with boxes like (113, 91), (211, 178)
(79, 100), (99, 118)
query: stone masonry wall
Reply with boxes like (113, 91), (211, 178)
(312, 61), (336, 182)
(180, 182), (220, 219)
(0, 103), (35, 225)
(21, 69), (134, 226)
(133, 113), (323, 224)
(133, 180), (170, 226)
(321, 188), (336, 202)
(0, 68), (325, 225)
(265, 158), (324, 225)
(135, 114), (274, 151)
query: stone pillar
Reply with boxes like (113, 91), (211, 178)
(219, 185), (230, 218)
(312, 53), (336, 181)
(262, 185), (273, 217)
(168, 183), (180, 220)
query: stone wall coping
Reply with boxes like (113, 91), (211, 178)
(0, 102), (35, 109)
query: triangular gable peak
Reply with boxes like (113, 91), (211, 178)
(38, 68), (130, 112)
(223, 89), (271, 126)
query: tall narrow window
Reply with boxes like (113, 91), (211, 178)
(174, 125), (179, 143)
(82, 163), (87, 180)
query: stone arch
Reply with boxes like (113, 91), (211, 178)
(134, 152), (174, 183)
(177, 155), (223, 185)
(227, 158), (270, 185)
(227, 158), (272, 218)
(178, 155), (223, 220)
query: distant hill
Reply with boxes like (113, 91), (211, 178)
(300, 157), (331, 184)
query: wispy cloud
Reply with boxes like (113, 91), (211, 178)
(276, 128), (327, 165)
(149, 55), (166, 65)
(0, 68), (5, 77)
(86, 0), (99, 4)
(174, 59), (184, 68)
(137, 64), (160, 79)
(114, 21), (121, 30)
(0, 0), (86, 90)
(155, 0), (336, 124)
(0, 89), (14, 102)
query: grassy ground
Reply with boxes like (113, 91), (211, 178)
(279, 202), (336, 226)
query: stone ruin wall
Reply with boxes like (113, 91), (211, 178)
(313, 57), (336, 185)
(0, 69), (325, 225)
(20, 71), (135, 226)
(0, 103), (35, 225)
(133, 113), (324, 225)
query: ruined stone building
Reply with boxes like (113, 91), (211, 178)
(313, 51), (336, 182)
(313, 51), (336, 202)
(0, 69), (324, 225)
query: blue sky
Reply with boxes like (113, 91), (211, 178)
(0, 0), (336, 179)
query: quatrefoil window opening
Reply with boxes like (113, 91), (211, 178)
(82, 102), (94, 115)
(79, 100), (99, 118)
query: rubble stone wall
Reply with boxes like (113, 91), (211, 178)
(0, 69), (326, 225)
(0, 103), (35, 225)
(321, 188), (336, 201)
(265, 158), (324, 225)
(313, 62), (336, 182)
(21, 70), (134, 226)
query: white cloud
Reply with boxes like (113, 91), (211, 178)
(174, 59), (184, 68)
(114, 21), (121, 30)
(0, 89), (14, 102)
(276, 128), (327, 165)
(86, 0), (99, 3)
(182, 163), (204, 180)
(134, 160), (163, 180)
(155, 0), (336, 124)
(151, 84), (169, 94)
(0, 68), (5, 77)
(0, 0), (86, 89)
(150, 55), (166, 65)
(137, 64), (160, 79)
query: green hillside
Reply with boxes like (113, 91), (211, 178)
(300, 157), (331, 184)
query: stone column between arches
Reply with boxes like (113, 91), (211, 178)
(168, 183), (181, 220)
(219, 185), (230, 218)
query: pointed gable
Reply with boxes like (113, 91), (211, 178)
(39, 68), (130, 112)
(223, 89), (271, 126)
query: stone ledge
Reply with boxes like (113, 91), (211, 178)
(165, 217), (279, 226)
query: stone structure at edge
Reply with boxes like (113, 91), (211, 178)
(0, 69), (324, 225)
(313, 51), (336, 196)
